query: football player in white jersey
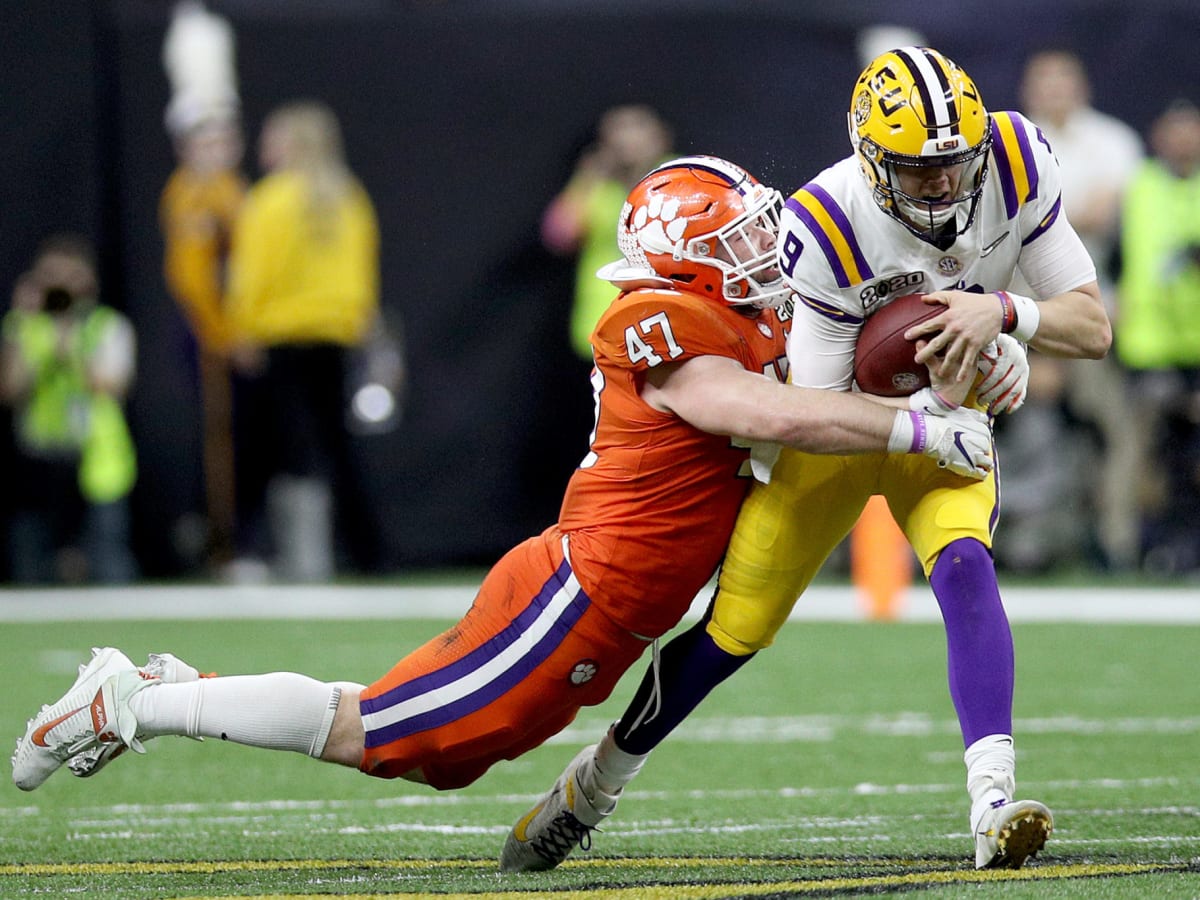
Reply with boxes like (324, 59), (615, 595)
(504, 47), (1111, 873)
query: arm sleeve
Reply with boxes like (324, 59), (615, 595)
(786, 300), (858, 391)
(1017, 212), (1099, 298)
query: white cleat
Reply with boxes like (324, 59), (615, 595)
(68, 651), (215, 778)
(500, 745), (616, 873)
(11, 648), (153, 791)
(974, 799), (1053, 869)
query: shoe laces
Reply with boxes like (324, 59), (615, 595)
(529, 810), (595, 865)
(67, 742), (128, 777)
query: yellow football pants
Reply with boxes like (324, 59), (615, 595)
(708, 446), (999, 656)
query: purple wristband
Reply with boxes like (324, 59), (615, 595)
(908, 410), (926, 452)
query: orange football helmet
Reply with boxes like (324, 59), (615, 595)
(600, 155), (790, 309)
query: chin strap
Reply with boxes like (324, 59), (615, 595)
(594, 261), (674, 291)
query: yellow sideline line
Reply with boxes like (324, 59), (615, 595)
(0, 857), (1184, 897)
(5, 855), (885, 875)
(208, 867), (1183, 900)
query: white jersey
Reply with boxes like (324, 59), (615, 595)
(779, 110), (1097, 391)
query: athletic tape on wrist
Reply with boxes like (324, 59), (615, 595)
(1004, 291), (1041, 342)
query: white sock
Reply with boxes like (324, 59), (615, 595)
(964, 733), (1016, 832)
(128, 673), (358, 759)
(580, 726), (648, 804)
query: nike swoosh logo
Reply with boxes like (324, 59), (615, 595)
(31, 707), (86, 747)
(980, 232), (1010, 257)
(511, 803), (545, 843)
(953, 431), (971, 462)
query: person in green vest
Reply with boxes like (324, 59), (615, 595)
(541, 105), (674, 361)
(1117, 98), (1200, 572)
(0, 233), (138, 583)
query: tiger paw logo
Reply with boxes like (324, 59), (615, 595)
(569, 660), (598, 686)
(853, 89), (873, 127)
(632, 194), (688, 254)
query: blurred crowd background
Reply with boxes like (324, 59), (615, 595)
(2, 0), (1199, 585)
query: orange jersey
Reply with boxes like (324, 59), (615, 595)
(560, 287), (788, 637)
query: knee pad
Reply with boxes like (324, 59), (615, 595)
(932, 537), (993, 575)
(705, 616), (771, 656)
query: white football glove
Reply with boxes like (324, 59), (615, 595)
(888, 388), (994, 480)
(976, 333), (1028, 414)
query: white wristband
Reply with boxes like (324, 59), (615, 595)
(1007, 292), (1041, 342)
(887, 409), (924, 454)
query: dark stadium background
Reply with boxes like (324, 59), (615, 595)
(2, 0), (1197, 576)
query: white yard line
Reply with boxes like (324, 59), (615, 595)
(2, 582), (1199, 623)
(545, 712), (1200, 745)
(11, 775), (1190, 820)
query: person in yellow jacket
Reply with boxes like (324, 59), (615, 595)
(0, 234), (138, 583)
(160, 110), (247, 570)
(1116, 99), (1200, 572)
(225, 100), (381, 581)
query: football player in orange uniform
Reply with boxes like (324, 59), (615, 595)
(506, 50), (1113, 875)
(12, 158), (992, 810)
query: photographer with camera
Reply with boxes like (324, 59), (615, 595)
(0, 233), (138, 583)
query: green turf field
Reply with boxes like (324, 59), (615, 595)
(2, 615), (1197, 898)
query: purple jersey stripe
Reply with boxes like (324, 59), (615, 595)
(989, 432), (1001, 536)
(1021, 194), (1062, 246)
(786, 196), (850, 288)
(805, 184), (874, 281)
(796, 292), (864, 325)
(990, 113), (1040, 220)
(360, 557), (580, 716)
(1013, 119), (1040, 203)
(787, 187), (874, 287)
(989, 118), (1021, 219)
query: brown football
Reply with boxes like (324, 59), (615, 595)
(852, 293), (945, 396)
